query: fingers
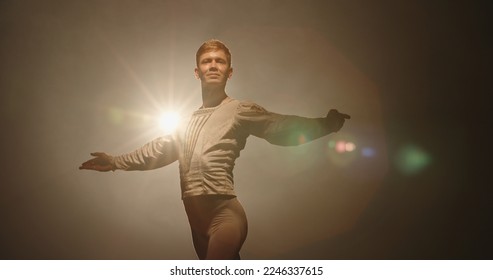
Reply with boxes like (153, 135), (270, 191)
(79, 158), (94, 168)
(79, 165), (112, 172)
(79, 158), (98, 170)
(78, 161), (112, 171)
(79, 152), (113, 172)
(90, 152), (107, 157)
(328, 109), (351, 119)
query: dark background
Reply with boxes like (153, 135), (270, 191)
(1, 0), (491, 259)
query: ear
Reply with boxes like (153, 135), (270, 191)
(228, 67), (233, 79)
(194, 68), (200, 80)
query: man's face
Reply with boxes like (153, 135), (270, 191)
(194, 50), (233, 87)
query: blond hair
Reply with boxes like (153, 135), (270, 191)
(196, 39), (232, 67)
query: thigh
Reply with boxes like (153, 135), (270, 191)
(190, 229), (208, 260)
(206, 197), (248, 260)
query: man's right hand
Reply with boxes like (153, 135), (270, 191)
(79, 152), (115, 172)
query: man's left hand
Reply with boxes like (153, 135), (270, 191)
(326, 109), (350, 132)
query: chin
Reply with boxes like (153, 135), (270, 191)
(203, 80), (226, 86)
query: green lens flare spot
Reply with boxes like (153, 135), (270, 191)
(328, 140), (336, 149)
(108, 107), (124, 124)
(396, 145), (432, 175)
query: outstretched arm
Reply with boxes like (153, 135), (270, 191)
(236, 102), (350, 146)
(79, 135), (178, 172)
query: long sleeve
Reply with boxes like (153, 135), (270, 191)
(113, 135), (178, 170)
(235, 101), (332, 146)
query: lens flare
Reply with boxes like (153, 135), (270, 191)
(328, 140), (336, 149)
(335, 141), (346, 153)
(332, 140), (356, 153)
(361, 147), (376, 157)
(326, 136), (358, 167)
(396, 144), (431, 175)
(345, 142), (356, 152)
(297, 134), (307, 145)
(159, 112), (180, 134)
(107, 107), (125, 125)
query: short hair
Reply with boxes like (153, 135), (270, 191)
(196, 39), (232, 67)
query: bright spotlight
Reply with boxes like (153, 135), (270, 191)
(159, 112), (180, 134)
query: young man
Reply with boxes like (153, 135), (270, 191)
(79, 39), (350, 259)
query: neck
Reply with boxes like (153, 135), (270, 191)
(201, 85), (228, 108)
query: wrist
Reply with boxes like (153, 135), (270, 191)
(109, 155), (118, 171)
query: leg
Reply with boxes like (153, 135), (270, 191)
(206, 197), (248, 260)
(183, 195), (248, 260)
(190, 229), (209, 260)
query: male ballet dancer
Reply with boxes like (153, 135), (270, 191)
(80, 39), (350, 259)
